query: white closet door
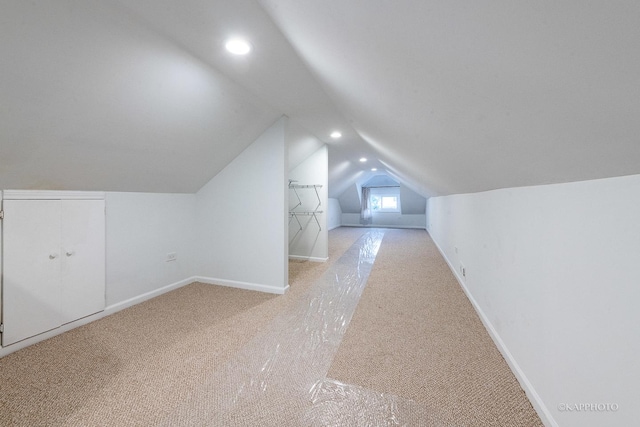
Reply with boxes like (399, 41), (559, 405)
(2, 200), (63, 346)
(60, 200), (105, 324)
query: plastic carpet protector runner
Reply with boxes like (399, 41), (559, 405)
(162, 230), (431, 426)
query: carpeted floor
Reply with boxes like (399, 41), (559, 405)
(328, 229), (543, 426)
(0, 227), (541, 426)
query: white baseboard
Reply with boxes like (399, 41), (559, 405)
(289, 255), (328, 262)
(327, 224), (341, 231)
(341, 223), (426, 230)
(429, 236), (556, 427)
(105, 276), (195, 313)
(0, 276), (195, 358)
(0, 274), (289, 357)
(195, 276), (289, 295)
(0, 274), (289, 358)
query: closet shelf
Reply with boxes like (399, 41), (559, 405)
(289, 210), (324, 215)
(288, 180), (323, 231)
(288, 184), (323, 189)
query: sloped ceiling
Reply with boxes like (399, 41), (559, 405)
(2, 0), (640, 197)
(259, 0), (640, 197)
(363, 175), (399, 188)
(0, 1), (280, 192)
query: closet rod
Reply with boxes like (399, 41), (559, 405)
(289, 184), (323, 189)
(289, 211), (324, 215)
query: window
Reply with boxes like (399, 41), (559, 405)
(371, 195), (398, 211)
(381, 196), (398, 210)
(369, 187), (401, 213)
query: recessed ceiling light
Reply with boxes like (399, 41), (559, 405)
(225, 38), (252, 55)
(371, 168), (377, 171)
(359, 157), (367, 163)
(330, 131), (342, 139)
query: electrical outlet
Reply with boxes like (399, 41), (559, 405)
(166, 252), (177, 262)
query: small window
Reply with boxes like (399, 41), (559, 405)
(369, 187), (401, 213)
(381, 196), (398, 210)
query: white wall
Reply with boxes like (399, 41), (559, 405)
(196, 118), (288, 293)
(0, 192), (3, 328)
(338, 183), (361, 213)
(400, 185), (427, 214)
(427, 174), (640, 427)
(0, 190), (198, 356)
(289, 145), (328, 261)
(327, 198), (342, 231)
(338, 180), (426, 229)
(0, 119), (290, 354)
(288, 120), (326, 171)
(341, 213), (426, 229)
(105, 192), (197, 306)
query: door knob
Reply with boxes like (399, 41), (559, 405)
(49, 253), (58, 259)
(66, 251), (75, 257)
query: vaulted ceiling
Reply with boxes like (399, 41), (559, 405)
(2, 1), (639, 198)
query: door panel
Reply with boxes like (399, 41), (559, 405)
(2, 200), (62, 346)
(60, 200), (106, 324)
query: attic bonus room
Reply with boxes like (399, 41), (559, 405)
(1, 1), (639, 427)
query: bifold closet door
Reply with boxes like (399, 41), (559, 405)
(60, 200), (105, 324)
(2, 200), (63, 346)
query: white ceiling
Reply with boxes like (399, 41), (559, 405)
(2, 0), (639, 197)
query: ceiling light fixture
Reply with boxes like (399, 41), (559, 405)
(225, 38), (252, 55)
(330, 131), (342, 139)
(371, 168), (377, 171)
(359, 157), (367, 162)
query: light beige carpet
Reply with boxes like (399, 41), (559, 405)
(0, 227), (367, 426)
(328, 229), (543, 426)
(0, 227), (541, 426)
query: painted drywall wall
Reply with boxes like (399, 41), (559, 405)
(327, 198), (342, 231)
(0, 190), (198, 355)
(105, 192), (197, 306)
(339, 179), (426, 225)
(0, 192), (3, 328)
(288, 120), (326, 172)
(426, 174), (640, 427)
(340, 180), (426, 228)
(1, 116), (290, 352)
(400, 186), (427, 214)
(338, 184), (361, 213)
(341, 213), (426, 229)
(196, 118), (288, 293)
(289, 145), (328, 261)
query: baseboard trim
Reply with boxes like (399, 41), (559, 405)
(288, 255), (328, 263)
(341, 223), (426, 230)
(0, 276), (195, 358)
(429, 236), (556, 427)
(1, 274), (288, 357)
(327, 224), (341, 231)
(195, 276), (289, 295)
(105, 277), (195, 314)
